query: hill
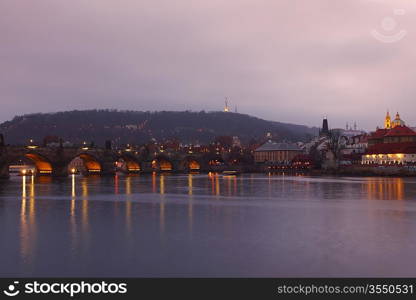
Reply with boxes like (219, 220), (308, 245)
(0, 110), (318, 146)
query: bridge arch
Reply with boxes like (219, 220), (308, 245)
(227, 153), (244, 165)
(25, 153), (53, 175)
(180, 156), (201, 171)
(117, 154), (141, 173)
(151, 156), (173, 171)
(68, 153), (102, 175)
(207, 155), (224, 166)
(13, 152), (54, 175)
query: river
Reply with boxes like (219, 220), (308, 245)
(1, 173), (416, 277)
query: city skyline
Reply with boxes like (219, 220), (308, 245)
(1, 0), (415, 129)
(0, 106), (411, 132)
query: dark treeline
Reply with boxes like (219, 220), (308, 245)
(0, 110), (318, 146)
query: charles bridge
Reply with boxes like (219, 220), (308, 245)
(0, 143), (250, 178)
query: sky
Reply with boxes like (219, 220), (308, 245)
(1, 0), (416, 130)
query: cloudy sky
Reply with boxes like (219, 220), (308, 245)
(1, 0), (415, 129)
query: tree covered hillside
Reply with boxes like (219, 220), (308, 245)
(0, 110), (318, 146)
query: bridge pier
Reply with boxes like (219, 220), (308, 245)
(0, 142), (8, 178)
(200, 164), (210, 173)
(172, 160), (183, 173)
(52, 162), (69, 177)
(100, 160), (116, 176)
(138, 161), (153, 173)
(0, 162), (9, 179)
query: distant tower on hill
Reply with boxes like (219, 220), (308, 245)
(223, 98), (230, 112)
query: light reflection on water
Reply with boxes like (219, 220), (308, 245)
(1, 174), (416, 277)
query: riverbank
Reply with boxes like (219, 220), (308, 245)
(310, 165), (416, 177)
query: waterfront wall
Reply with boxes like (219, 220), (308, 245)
(318, 165), (416, 177)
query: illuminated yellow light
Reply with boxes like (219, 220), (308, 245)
(188, 160), (200, 170)
(27, 145), (38, 149)
(82, 147), (89, 150)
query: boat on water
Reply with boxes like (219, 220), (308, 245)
(9, 165), (36, 176)
(222, 170), (240, 176)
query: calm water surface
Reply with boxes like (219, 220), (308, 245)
(1, 173), (416, 277)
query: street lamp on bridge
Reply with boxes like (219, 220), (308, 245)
(82, 141), (89, 151)
(27, 139), (38, 149)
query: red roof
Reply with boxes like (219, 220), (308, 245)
(365, 142), (416, 154)
(384, 125), (416, 137)
(369, 128), (388, 139)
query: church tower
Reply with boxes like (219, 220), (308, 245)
(392, 112), (405, 128)
(384, 110), (391, 129)
(320, 117), (329, 136)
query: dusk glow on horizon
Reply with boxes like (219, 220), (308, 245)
(1, 0), (415, 129)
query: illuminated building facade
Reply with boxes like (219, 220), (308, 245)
(254, 141), (303, 164)
(362, 143), (416, 165)
(362, 111), (416, 165)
